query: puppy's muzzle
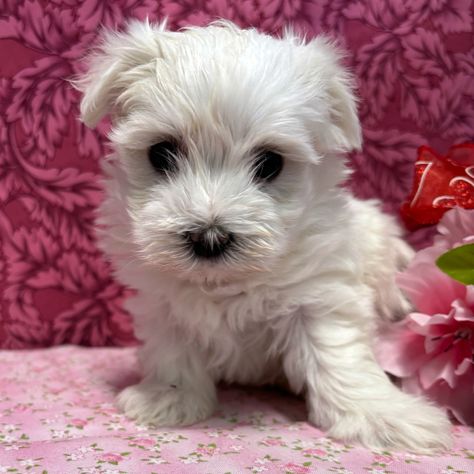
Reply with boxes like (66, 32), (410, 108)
(185, 225), (233, 259)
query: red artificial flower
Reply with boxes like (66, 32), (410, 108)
(401, 143), (474, 230)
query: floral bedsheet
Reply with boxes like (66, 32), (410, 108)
(0, 346), (473, 474)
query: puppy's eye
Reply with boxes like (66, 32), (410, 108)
(148, 141), (179, 174)
(253, 150), (283, 182)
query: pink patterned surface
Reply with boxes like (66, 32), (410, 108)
(1, 1), (473, 348)
(0, 345), (473, 473)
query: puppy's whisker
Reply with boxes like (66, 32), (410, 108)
(114, 257), (142, 274)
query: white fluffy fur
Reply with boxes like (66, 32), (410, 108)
(78, 20), (451, 451)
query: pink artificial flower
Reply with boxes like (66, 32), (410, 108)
(377, 208), (474, 425)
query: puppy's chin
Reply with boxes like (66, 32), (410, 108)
(178, 259), (261, 292)
(197, 278), (247, 298)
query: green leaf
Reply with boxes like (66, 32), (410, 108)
(436, 244), (474, 285)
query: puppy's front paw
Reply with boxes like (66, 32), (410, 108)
(117, 382), (216, 426)
(312, 396), (452, 453)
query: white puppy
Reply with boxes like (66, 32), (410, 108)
(78, 20), (451, 451)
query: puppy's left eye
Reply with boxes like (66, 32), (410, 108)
(148, 141), (179, 175)
(253, 150), (283, 182)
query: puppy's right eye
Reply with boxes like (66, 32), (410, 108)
(148, 141), (178, 174)
(253, 150), (283, 182)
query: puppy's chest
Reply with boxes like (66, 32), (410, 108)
(173, 289), (290, 384)
(173, 286), (284, 338)
(172, 290), (287, 384)
(205, 317), (282, 385)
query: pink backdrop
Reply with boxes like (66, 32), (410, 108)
(0, 1), (473, 348)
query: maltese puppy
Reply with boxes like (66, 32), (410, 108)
(78, 20), (451, 451)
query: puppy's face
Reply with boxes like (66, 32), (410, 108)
(79, 21), (361, 286)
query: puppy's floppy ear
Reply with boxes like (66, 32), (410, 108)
(75, 20), (164, 128)
(303, 37), (362, 153)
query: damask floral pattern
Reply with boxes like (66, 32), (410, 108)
(0, 1), (473, 347)
(0, 345), (473, 473)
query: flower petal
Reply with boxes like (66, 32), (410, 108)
(455, 357), (473, 376)
(397, 247), (466, 314)
(375, 326), (427, 377)
(442, 374), (474, 425)
(408, 312), (434, 333)
(409, 312), (451, 338)
(435, 208), (474, 248)
(452, 298), (474, 322)
(419, 350), (457, 389)
(466, 286), (474, 307)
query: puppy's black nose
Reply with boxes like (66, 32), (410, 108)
(186, 226), (232, 259)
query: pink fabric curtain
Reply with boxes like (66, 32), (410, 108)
(0, 1), (473, 348)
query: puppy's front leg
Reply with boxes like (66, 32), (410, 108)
(117, 319), (216, 426)
(282, 285), (451, 452)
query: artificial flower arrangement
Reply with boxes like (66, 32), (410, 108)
(377, 143), (474, 425)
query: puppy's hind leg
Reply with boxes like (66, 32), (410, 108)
(358, 201), (415, 321)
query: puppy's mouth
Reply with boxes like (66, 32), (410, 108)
(199, 278), (245, 297)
